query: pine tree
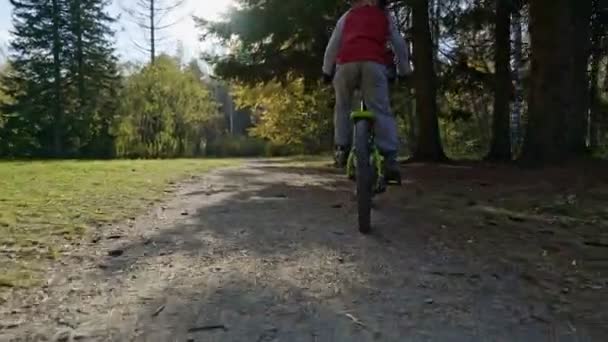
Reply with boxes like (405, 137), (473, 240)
(487, 0), (512, 161)
(65, 0), (120, 156)
(197, 0), (346, 82)
(2, 0), (120, 157)
(3, 0), (69, 156)
(522, 0), (592, 162)
(411, 0), (446, 161)
(589, 0), (607, 151)
(510, 0), (524, 156)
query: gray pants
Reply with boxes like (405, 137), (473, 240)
(333, 62), (399, 154)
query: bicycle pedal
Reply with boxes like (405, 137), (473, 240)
(386, 179), (402, 186)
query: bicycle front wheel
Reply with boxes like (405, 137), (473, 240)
(354, 119), (373, 234)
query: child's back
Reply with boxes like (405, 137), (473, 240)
(337, 5), (389, 66)
(322, 0), (411, 181)
(322, 1), (410, 77)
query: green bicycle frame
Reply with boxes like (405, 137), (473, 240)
(347, 109), (385, 192)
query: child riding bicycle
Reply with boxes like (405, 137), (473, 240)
(322, 0), (411, 182)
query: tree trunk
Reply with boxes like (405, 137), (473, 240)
(589, 38), (601, 151)
(602, 57), (608, 148)
(411, 0), (445, 161)
(73, 0), (87, 147)
(521, 0), (590, 163)
(51, 0), (64, 156)
(589, 0), (605, 151)
(511, 3), (523, 156)
(487, 0), (512, 161)
(150, 0), (156, 64)
(432, 0), (440, 62)
(75, 0), (84, 107)
(569, 0), (592, 154)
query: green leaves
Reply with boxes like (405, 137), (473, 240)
(232, 74), (332, 151)
(115, 55), (221, 158)
(197, 0), (346, 82)
(2, 0), (120, 157)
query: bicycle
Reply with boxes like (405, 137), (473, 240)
(346, 99), (401, 234)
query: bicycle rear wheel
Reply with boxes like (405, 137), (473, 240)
(354, 119), (373, 234)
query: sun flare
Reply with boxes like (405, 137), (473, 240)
(196, 0), (235, 21)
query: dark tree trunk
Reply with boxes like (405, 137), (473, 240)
(432, 0), (440, 61)
(51, 0), (64, 156)
(150, 0), (156, 64)
(75, 0), (85, 107)
(589, 39), (601, 151)
(589, 0), (606, 151)
(487, 0), (512, 161)
(569, 0), (593, 154)
(511, 2), (523, 156)
(521, 0), (591, 163)
(72, 0), (87, 147)
(411, 0), (445, 161)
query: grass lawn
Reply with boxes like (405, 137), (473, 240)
(0, 159), (239, 290)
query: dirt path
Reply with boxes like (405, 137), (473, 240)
(1, 160), (607, 341)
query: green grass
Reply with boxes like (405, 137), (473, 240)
(0, 159), (238, 291)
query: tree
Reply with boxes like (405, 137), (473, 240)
(569, 0), (593, 154)
(196, 0), (598, 161)
(2, 0), (120, 157)
(66, 0), (121, 156)
(589, 0), (608, 151)
(433, 0), (496, 158)
(115, 55), (220, 158)
(411, 0), (446, 161)
(487, 0), (512, 161)
(122, 0), (185, 64)
(510, 0), (524, 156)
(522, 0), (592, 162)
(0, 64), (11, 149)
(231, 75), (332, 151)
(196, 0), (345, 82)
(2, 0), (69, 156)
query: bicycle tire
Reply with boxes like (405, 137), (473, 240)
(354, 119), (372, 234)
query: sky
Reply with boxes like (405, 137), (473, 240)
(0, 0), (234, 63)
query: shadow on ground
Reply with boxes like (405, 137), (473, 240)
(90, 161), (608, 341)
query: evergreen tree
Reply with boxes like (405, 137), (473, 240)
(522, 0), (592, 162)
(0, 64), (11, 151)
(65, 0), (120, 156)
(589, 0), (608, 151)
(411, 0), (446, 161)
(510, 0), (524, 156)
(196, 0), (346, 82)
(1, 0), (120, 157)
(487, 0), (512, 161)
(2, 0), (69, 156)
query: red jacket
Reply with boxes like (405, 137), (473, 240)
(322, 5), (410, 76)
(336, 6), (390, 66)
